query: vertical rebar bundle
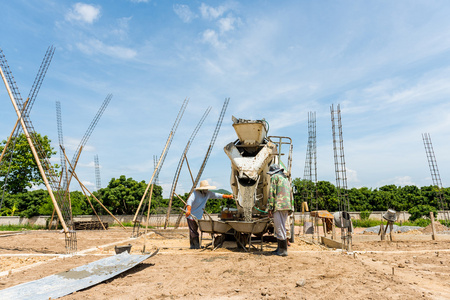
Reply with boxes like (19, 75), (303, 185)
(303, 112), (318, 205)
(174, 98), (230, 229)
(153, 155), (159, 186)
(56, 101), (68, 189)
(94, 154), (101, 191)
(66, 94), (112, 190)
(0, 47), (76, 253)
(422, 133), (449, 223)
(25, 46), (55, 117)
(330, 104), (352, 250)
(302, 112), (319, 240)
(153, 98), (189, 183)
(164, 106), (211, 229)
(132, 98), (189, 236)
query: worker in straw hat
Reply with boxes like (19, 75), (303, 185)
(185, 180), (234, 249)
(266, 163), (293, 256)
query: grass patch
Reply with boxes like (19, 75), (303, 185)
(352, 219), (383, 228)
(0, 224), (46, 231)
(400, 219), (430, 227)
(353, 218), (433, 228)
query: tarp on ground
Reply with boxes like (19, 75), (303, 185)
(0, 250), (157, 300)
(364, 225), (422, 234)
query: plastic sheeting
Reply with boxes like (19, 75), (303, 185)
(364, 225), (422, 234)
(0, 250), (157, 300)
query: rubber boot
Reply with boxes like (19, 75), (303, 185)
(189, 236), (195, 249)
(192, 236), (200, 249)
(276, 239), (288, 257)
(272, 239), (281, 255)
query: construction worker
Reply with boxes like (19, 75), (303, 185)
(185, 180), (233, 249)
(267, 164), (293, 256)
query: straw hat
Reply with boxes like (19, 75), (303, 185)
(195, 180), (216, 190)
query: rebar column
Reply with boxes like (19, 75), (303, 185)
(422, 133), (449, 223)
(331, 104), (352, 251)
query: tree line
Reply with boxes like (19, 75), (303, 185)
(1, 134), (448, 220)
(1, 175), (447, 220)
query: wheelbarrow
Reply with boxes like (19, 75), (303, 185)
(227, 217), (271, 252)
(197, 210), (232, 250)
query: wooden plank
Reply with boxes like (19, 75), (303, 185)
(430, 212), (437, 241)
(321, 236), (343, 249)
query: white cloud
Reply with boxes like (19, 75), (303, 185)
(202, 29), (221, 48)
(82, 180), (95, 187)
(66, 3), (101, 24)
(77, 39), (137, 59)
(64, 137), (96, 153)
(79, 161), (95, 168)
(377, 176), (415, 187)
(111, 17), (133, 40)
(218, 16), (236, 33)
(346, 168), (359, 183)
(199, 3), (227, 20)
(173, 4), (196, 23)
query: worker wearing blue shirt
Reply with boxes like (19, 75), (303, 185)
(185, 180), (233, 249)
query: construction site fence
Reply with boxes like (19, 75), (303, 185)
(0, 214), (188, 228)
(0, 211), (449, 228)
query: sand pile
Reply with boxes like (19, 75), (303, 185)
(421, 223), (450, 234)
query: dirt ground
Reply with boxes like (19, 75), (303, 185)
(1, 227), (450, 300)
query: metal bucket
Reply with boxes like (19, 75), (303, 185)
(333, 211), (351, 228)
(303, 222), (314, 234)
(383, 209), (397, 222)
(114, 244), (132, 254)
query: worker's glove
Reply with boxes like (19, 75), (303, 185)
(222, 194), (233, 199)
(185, 205), (191, 218)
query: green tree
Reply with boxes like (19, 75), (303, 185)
(2, 189), (51, 218)
(94, 176), (162, 215)
(348, 187), (372, 211)
(292, 178), (316, 211)
(0, 133), (57, 193)
(205, 195), (236, 214)
(39, 191), (91, 216)
(408, 204), (437, 222)
(316, 180), (338, 211)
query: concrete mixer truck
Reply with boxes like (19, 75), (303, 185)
(222, 116), (295, 240)
(196, 116), (294, 249)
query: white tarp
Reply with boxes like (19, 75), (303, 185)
(0, 250), (157, 300)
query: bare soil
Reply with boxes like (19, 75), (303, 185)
(1, 227), (450, 299)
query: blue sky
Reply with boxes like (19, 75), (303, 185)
(2, 1), (450, 197)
